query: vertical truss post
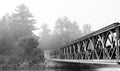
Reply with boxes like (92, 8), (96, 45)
(68, 47), (70, 59)
(66, 47), (69, 59)
(73, 45), (77, 59)
(69, 46), (72, 54)
(69, 46), (72, 59)
(54, 50), (56, 59)
(71, 46), (74, 59)
(116, 26), (120, 60)
(58, 50), (60, 59)
(77, 43), (80, 53)
(73, 45), (76, 54)
(50, 51), (53, 59)
(83, 41), (87, 51)
(63, 48), (66, 59)
(62, 49), (64, 59)
(62, 49), (64, 58)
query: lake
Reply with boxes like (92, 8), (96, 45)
(5, 61), (120, 71)
(9, 68), (120, 71)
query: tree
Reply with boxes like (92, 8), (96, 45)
(9, 4), (36, 39)
(83, 24), (92, 35)
(18, 37), (40, 62)
(0, 14), (15, 55)
(0, 4), (37, 56)
(41, 23), (51, 40)
(52, 16), (82, 48)
(39, 23), (52, 49)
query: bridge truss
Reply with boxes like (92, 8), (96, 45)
(50, 23), (120, 61)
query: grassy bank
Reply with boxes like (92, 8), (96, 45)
(0, 56), (45, 70)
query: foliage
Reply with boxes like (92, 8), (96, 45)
(39, 24), (51, 49)
(0, 3), (93, 69)
(83, 24), (92, 35)
(0, 57), (6, 65)
(0, 4), (45, 69)
(51, 17), (82, 48)
(18, 37), (39, 61)
(10, 4), (36, 38)
(18, 37), (44, 65)
(0, 4), (37, 55)
(39, 17), (92, 50)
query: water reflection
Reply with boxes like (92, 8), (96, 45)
(42, 68), (120, 71)
(96, 68), (120, 71)
(45, 68), (96, 71)
(10, 67), (120, 71)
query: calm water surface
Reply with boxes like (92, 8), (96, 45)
(9, 62), (120, 71)
(10, 67), (120, 71)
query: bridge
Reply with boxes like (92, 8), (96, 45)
(46, 22), (120, 66)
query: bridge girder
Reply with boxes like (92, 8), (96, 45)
(50, 22), (120, 60)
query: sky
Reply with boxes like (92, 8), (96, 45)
(0, 0), (120, 35)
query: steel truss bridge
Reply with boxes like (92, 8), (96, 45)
(49, 22), (120, 65)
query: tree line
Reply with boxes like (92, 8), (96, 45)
(0, 3), (92, 69)
(40, 17), (92, 50)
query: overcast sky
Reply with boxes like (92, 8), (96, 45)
(0, 0), (120, 34)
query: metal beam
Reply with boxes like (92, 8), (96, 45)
(54, 22), (120, 50)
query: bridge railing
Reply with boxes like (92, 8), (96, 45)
(50, 22), (120, 60)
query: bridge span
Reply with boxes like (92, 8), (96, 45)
(46, 22), (120, 66)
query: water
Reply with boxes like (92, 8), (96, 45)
(10, 68), (120, 71)
(9, 66), (120, 71)
(7, 62), (120, 71)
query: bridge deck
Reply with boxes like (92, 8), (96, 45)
(51, 59), (120, 65)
